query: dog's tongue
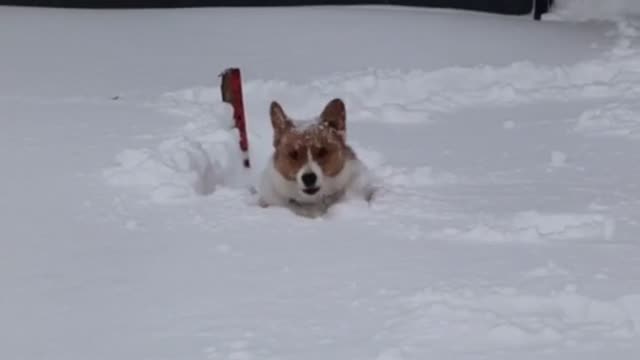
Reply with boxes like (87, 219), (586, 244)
(303, 187), (320, 195)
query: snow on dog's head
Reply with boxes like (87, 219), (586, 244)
(269, 98), (354, 202)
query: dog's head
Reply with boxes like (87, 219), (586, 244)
(269, 98), (351, 200)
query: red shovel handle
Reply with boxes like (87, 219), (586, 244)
(220, 68), (251, 169)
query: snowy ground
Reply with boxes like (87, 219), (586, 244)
(2, 3), (640, 360)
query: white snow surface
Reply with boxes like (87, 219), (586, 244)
(548, 0), (640, 21)
(2, 4), (640, 360)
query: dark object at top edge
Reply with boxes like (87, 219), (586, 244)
(0, 1), (537, 16)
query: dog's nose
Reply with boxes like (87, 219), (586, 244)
(301, 172), (317, 187)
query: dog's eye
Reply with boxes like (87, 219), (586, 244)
(317, 147), (328, 158)
(288, 150), (299, 161)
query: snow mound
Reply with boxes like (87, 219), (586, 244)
(103, 102), (247, 203)
(378, 287), (640, 355)
(574, 102), (640, 139)
(157, 36), (640, 127)
(104, 137), (225, 203)
(523, 262), (571, 278)
(434, 211), (615, 243)
(242, 57), (640, 120)
(375, 165), (460, 188)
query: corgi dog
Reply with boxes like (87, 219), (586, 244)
(257, 98), (375, 218)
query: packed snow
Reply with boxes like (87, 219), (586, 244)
(2, 2), (640, 360)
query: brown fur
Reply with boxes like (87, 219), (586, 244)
(270, 99), (355, 181)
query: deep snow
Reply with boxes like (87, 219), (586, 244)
(2, 3), (640, 360)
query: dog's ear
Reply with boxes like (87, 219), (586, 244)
(270, 101), (293, 146)
(320, 98), (346, 140)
